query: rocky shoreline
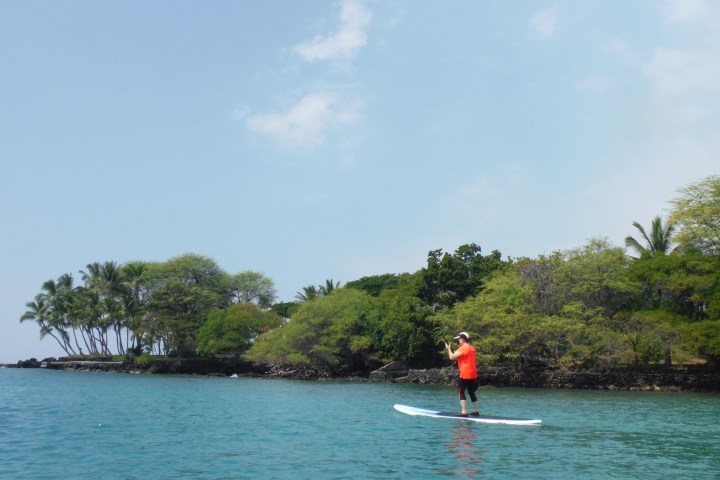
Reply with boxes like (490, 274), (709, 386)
(5, 358), (720, 392)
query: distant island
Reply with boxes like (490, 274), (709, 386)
(17, 176), (720, 385)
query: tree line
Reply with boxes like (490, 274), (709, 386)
(21, 176), (720, 371)
(21, 256), (278, 357)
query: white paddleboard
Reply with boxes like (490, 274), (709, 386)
(394, 404), (541, 426)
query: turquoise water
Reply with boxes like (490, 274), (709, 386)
(1, 369), (719, 479)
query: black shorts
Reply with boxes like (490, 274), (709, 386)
(457, 378), (478, 401)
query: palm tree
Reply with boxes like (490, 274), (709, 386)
(295, 285), (319, 302)
(318, 279), (341, 296)
(42, 277), (78, 355)
(625, 216), (675, 258)
(121, 262), (148, 354)
(81, 262), (103, 292)
(295, 279), (342, 302)
(21, 295), (74, 356)
(79, 261), (126, 355)
(54, 274), (87, 355)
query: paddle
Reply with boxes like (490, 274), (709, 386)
(434, 325), (451, 347)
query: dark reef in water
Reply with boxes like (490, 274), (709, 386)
(7, 357), (720, 392)
(369, 362), (720, 392)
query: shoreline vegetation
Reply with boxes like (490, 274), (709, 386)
(16, 176), (720, 384)
(5, 357), (720, 393)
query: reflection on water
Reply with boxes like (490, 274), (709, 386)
(438, 423), (484, 478)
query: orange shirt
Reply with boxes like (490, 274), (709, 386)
(456, 343), (477, 379)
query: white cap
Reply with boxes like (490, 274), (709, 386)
(454, 332), (470, 340)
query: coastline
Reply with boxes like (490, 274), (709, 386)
(5, 357), (720, 393)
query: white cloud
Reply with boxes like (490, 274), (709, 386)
(232, 105), (251, 120)
(661, 0), (709, 24)
(644, 47), (720, 97)
(643, 46), (720, 125)
(600, 37), (638, 63)
(578, 72), (615, 92)
(294, 0), (372, 62)
(455, 176), (502, 203)
(602, 38), (630, 55)
(529, 7), (557, 38)
(446, 167), (529, 231)
(246, 92), (359, 148)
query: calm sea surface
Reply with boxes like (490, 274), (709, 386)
(1, 368), (719, 479)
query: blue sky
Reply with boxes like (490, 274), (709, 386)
(1, 0), (718, 363)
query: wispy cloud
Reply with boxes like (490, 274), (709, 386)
(600, 37), (638, 63)
(294, 0), (372, 62)
(643, 46), (720, 124)
(578, 72), (615, 92)
(447, 166), (529, 228)
(242, 2), (372, 151)
(660, 0), (709, 24)
(644, 48), (720, 97)
(245, 92), (360, 149)
(529, 7), (557, 38)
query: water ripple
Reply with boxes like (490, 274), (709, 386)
(1, 370), (719, 479)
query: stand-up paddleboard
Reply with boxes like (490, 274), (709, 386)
(394, 404), (541, 426)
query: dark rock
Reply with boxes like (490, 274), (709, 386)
(17, 358), (41, 368)
(368, 362), (720, 392)
(401, 367), (456, 385)
(368, 361), (408, 382)
(264, 363), (332, 379)
(30, 355), (720, 391)
(368, 371), (395, 383)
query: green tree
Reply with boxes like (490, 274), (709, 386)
(197, 303), (282, 355)
(295, 279), (341, 301)
(44, 275), (81, 355)
(295, 284), (319, 302)
(431, 240), (653, 369)
(625, 216), (675, 259)
(627, 252), (720, 320)
(269, 301), (299, 320)
(227, 271), (276, 309)
(120, 261), (150, 354)
(515, 253), (565, 315)
(21, 294), (75, 356)
(21, 254), (285, 359)
(318, 279), (341, 296)
(555, 239), (639, 317)
(682, 320), (720, 370)
(418, 243), (504, 311)
(145, 254), (229, 356)
(364, 275), (438, 366)
(345, 273), (415, 296)
(431, 267), (533, 365)
(247, 288), (375, 372)
(77, 261), (126, 355)
(610, 311), (681, 367)
(669, 175), (720, 255)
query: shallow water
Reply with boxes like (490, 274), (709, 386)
(1, 369), (719, 479)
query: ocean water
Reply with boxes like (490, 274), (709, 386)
(1, 369), (719, 479)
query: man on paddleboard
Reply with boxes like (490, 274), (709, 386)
(445, 332), (479, 417)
